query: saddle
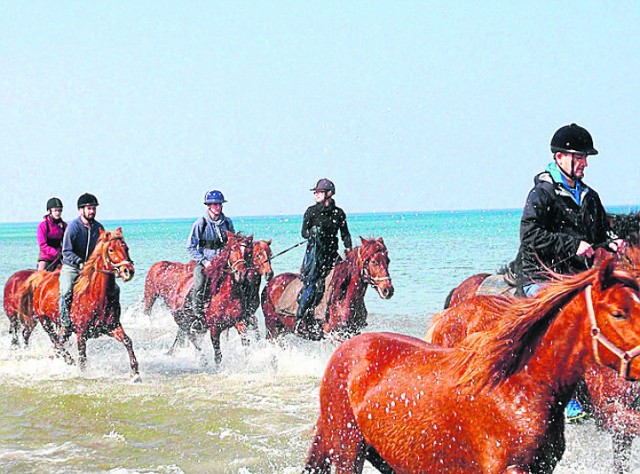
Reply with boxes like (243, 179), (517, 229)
(477, 260), (522, 298)
(275, 269), (336, 321)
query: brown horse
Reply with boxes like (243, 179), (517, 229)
(305, 254), (640, 473)
(239, 239), (274, 337)
(143, 232), (253, 364)
(261, 237), (394, 341)
(4, 269), (37, 347)
(19, 228), (139, 379)
(428, 253), (640, 473)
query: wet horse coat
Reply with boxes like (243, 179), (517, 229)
(306, 255), (640, 473)
(19, 228), (139, 379)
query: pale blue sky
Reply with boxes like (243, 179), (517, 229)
(1, 2), (638, 223)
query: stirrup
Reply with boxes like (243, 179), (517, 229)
(190, 319), (205, 333)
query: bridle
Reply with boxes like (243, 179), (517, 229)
(359, 247), (391, 289)
(101, 237), (134, 277)
(586, 284), (640, 379)
(228, 242), (251, 276)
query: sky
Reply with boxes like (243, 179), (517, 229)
(1, 1), (639, 223)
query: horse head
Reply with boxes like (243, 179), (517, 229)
(226, 231), (253, 282)
(589, 246), (640, 380)
(252, 239), (274, 281)
(357, 236), (394, 299)
(96, 227), (135, 282)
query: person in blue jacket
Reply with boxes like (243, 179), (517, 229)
(186, 190), (235, 331)
(58, 193), (105, 334)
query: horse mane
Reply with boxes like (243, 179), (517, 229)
(204, 232), (252, 286)
(449, 266), (602, 393)
(329, 238), (383, 303)
(74, 228), (125, 297)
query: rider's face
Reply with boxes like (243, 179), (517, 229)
(49, 207), (63, 218)
(556, 152), (588, 180)
(208, 203), (223, 217)
(80, 205), (97, 221)
(314, 191), (326, 203)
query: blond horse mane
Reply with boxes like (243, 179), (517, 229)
(74, 228), (124, 297)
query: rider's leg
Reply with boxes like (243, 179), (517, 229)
(58, 264), (80, 328)
(191, 263), (207, 330)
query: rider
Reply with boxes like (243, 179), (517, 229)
(515, 123), (626, 420)
(296, 179), (352, 335)
(58, 193), (105, 333)
(37, 197), (67, 271)
(187, 189), (235, 332)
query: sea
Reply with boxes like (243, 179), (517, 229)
(0, 207), (639, 473)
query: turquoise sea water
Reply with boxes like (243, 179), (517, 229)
(0, 207), (638, 473)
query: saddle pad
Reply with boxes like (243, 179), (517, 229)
(476, 275), (517, 298)
(275, 269), (336, 320)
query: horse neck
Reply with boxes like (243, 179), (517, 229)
(512, 290), (592, 395)
(75, 258), (115, 302)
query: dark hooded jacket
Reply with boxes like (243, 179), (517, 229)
(516, 168), (612, 283)
(301, 199), (352, 277)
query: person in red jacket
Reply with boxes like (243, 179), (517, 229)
(36, 197), (67, 271)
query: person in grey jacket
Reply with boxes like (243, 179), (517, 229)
(186, 190), (235, 331)
(58, 193), (104, 332)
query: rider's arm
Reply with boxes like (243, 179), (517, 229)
(520, 185), (581, 260)
(301, 206), (315, 239)
(37, 220), (59, 261)
(339, 210), (352, 250)
(187, 219), (206, 264)
(61, 221), (85, 268)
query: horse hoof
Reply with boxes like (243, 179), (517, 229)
(131, 373), (142, 383)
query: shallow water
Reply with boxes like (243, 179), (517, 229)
(2, 209), (640, 473)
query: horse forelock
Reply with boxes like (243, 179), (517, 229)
(451, 266), (601, 393)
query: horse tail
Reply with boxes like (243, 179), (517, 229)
(143, 272), (157, 315)
(260, 283), (278, 339)
(19, 277), (35, 323)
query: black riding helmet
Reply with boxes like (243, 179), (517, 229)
(46, 197), (63, 210)
(310, 178), (336, 195)
(550, 123), (598, 156)
(77, 193), (99, 208)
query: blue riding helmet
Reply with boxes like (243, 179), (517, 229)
(204, 190), (227, 205)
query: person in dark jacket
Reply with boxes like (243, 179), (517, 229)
(515, 124), (626, 421)
(516, 123), (625, 298)
(296, 179), (352, 333)
(186, 189), (235, 331)
(58, 193), (105, 332)
(37, 197), (67, 271)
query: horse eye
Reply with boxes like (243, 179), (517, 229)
(109, 248), (114, 253)
(612, 311), (627, 320)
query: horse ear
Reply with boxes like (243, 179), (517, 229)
(360, 236), (367, 245)
(103, 231), (111, 241)
(248, 233), (254, 241)
(226, 230), (235, 240)
(597, 256), (617, 290)
(267, 239), (272, 245)
(377, 237), (384, 244)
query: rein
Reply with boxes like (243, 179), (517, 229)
(586, 284), (640, 379)
(267, 240), (306, 262)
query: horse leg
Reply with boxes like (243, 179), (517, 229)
(8, 313), (19, 348)
(209, 326), (223, 365)
(166, 329), (186, 356)
(40, 318), (74, 365)
(109, 325), (141, 382)
(364, 446), (394, 474)
(76, 331), (88, 371)
(235, 321), (250, 348)
(612, 432), (633, 474)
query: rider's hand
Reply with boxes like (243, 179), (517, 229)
(203, 260), (212, 268)
(576, 241), (594, 258)
(609, 239), (627, 254)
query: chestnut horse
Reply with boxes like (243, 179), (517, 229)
(261, 237), (394, 341)
(143, 232), (253, 364)
(239, 239), (274, 337)
(19, 228), (139, 379)
(3, 269), (37, 347)
(305, 254), (640, 473)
